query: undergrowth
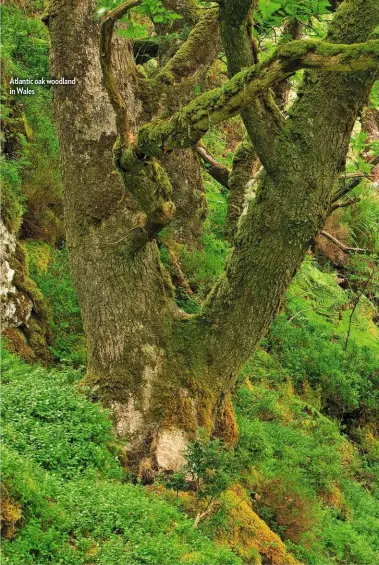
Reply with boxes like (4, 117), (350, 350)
(1, 348), (242, 565)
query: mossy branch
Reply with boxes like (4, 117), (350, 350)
(100, 0), (177, 231)
(196, 137), (261, 241)
(135, 39), (379, 157)
(115, 142), (176, 231)
(226, 138), (259, 241)
(219, 0), (283, 172)
(162, 0), (199, 25)
(148, 9), (220, 111)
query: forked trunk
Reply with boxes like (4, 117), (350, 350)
(49, 0), (379, 474)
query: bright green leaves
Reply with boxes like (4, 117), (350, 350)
(142, 0), (182, 24)
(256, 0), (282, 23)
(163, 431), (244, 510)
(1, 347), (121, 481)
(254, 0), (332, 36)
(97, 0), (182, 39)
(1, 348), (243, 565)
(185, 434), (242, 501)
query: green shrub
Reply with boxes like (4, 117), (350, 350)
(186, 433), (242, 500)
(1, 347), (119, 480)
(233, 378), (379, 564)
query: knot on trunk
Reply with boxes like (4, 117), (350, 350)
(115, 140), (176, 231)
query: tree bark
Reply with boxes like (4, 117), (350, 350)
(226, 137), (260, 241)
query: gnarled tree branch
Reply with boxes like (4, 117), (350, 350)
(274, 19), (303, 110)
(196, 139), (261, 241)
(100, 1), (176, 229)
(135, 39), (379, 157)
(149, 8), (220, 111)
(176, 0), (379, 387)
(196, 143), (230, 188)
(196, 138), (261, 240)
(162, 0), (199, 26)
(101, 2), (379, 239)
(226, 138), (259, 241)
(219, 0), (284, 173)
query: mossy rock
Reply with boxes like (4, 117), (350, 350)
(4, 241), (53, 363)
(2, 328), (36, 363)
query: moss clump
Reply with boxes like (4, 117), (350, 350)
(213, 394), (239, 447)
(0, 495), (22, 541)
(7, 242), (52, 363)
(162, 388), (198, 437)
(25, 243), (86, 366)
(217, 485), (301, 565)
(0, 182), (24, 234)
(2, 328), (36, 363)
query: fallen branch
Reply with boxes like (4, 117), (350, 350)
(320, 230), (368, 255)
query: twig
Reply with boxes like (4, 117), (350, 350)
(329, 196), (361, 213)
(343, 172), (368, 180)
(193, 499), (216, 528)
(332, 154), (379, 203)
(167, 248), (193, 295)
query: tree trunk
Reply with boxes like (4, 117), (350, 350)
(48, 0), (170, 462)
(49, 0), (379, 474)
(48, 0), (212, 472)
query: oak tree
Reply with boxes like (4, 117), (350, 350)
(47, 0), (379, 473)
